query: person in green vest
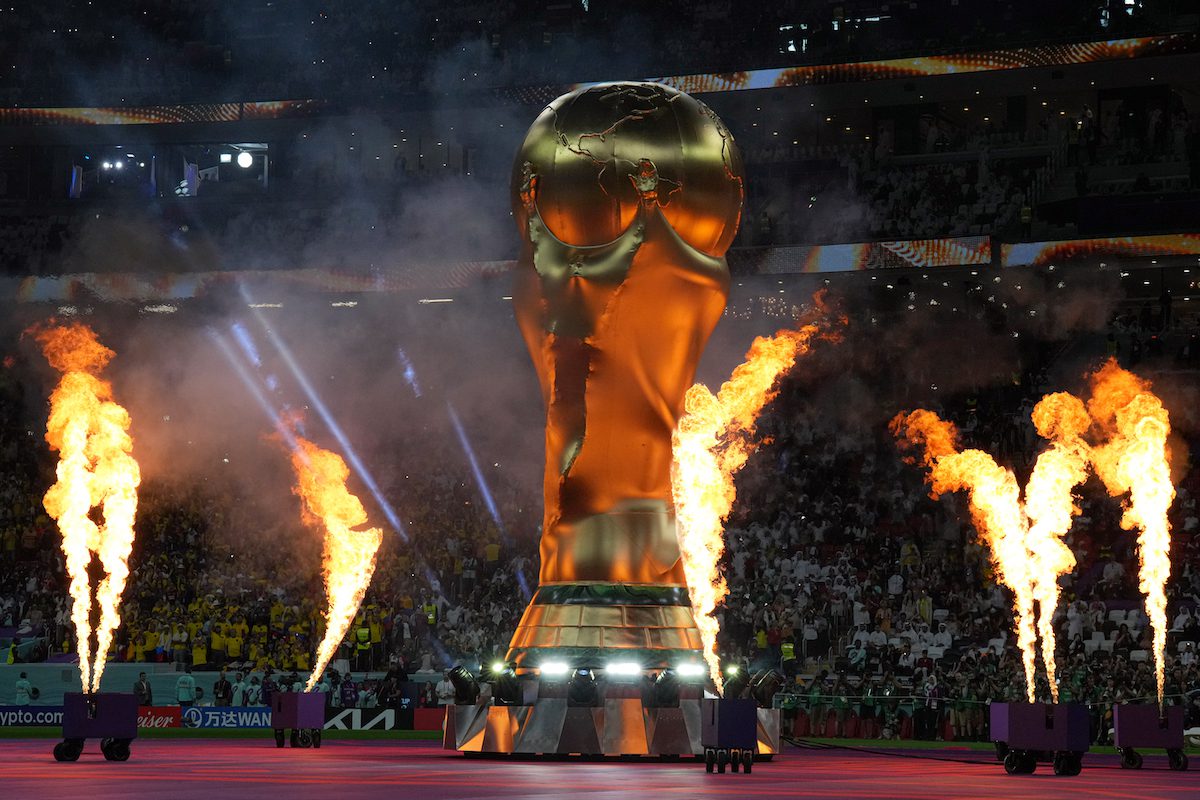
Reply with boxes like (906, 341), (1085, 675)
(354, 621), (372, 671)
(781, 638), (797, 679)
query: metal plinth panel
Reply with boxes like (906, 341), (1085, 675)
(989, 702), (1090, 752)
(62, 692), (138, 740)
(1113, 704), (1185, 749)
(448, 699), (704, 755)
(756, 708), (782, 755)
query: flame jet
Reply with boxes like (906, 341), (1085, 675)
(672, 322), (823, 693)
(891, 410), (1040, 701)
(34, 323), (140, 693)
(1024, 393), (1092, 700)
(285, 432), (384, 691)
(1086, 360), (1174, 706)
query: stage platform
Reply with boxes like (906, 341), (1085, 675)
(0, 737), (1195, 799)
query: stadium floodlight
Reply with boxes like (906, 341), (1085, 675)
(539, 661), (570, 678)
(490, 661), (509, 674)
(113, 160), (123, 169)
(725, 665), (740, 676)
(676, 662), (706, 678)
(237, 152), (253, 168)
(220, 153), (232, 164)
(605, 661), (641, 677)
(102, 162), (111, 170)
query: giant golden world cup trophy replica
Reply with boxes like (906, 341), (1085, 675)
(505, 82), (744, 673)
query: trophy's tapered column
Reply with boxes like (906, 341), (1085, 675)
(506, 82), (744, 671)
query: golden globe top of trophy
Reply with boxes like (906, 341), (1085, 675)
(505, 82), (744, 672)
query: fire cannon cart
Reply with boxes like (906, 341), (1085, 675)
(990, 702), (1089, 776)
(54, 692), (138, 762)
(271, 691), (326, 748)
(1113, 704), (1189, 771)
(701, 698), (758, 774)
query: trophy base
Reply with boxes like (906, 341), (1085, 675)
(505, 583), (704, 671)
(444, 693), (780, 758)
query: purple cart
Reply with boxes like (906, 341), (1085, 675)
(701, 698), (758, 774)
(54, 692), (138, 762)
(1113, 704), (1188, 771)
(270, 691), (327, 748)
(990, 702), (1090, 775)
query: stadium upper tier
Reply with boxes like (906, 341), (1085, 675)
(0, 0), (1194, 106)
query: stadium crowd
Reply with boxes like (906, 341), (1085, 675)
(3, 276), (1199, 741)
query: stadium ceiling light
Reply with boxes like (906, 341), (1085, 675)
(220, 153), (232, 163)
(539, 661), (570, 677)
(237, 152), (253, 168)
(676, 663), (706, 678)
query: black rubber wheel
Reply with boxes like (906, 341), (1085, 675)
(311, 730), (322, 749)
(110, 740), (131, 762)
(274, 729), (285, 749)
(1021, 754), (1037, 774)
(730, 749), (740, 773)
(65, 739), (83, 762)
(742, 750), (753, 774)
(994, 741), (1009, 762)
(53, 742), (68, 762)
(1168, 749), (1188, 771)
(717, 749), (728, 774)
(705, 748), (714, 773)
(1053, 754), (1071, 776)
(1069, 754), (1082, 776)
(1004, 752), (1022, 775)
(1121, 749), (1142, 769)
(296, 729), (313, 748)
(289, 730), (299, 748)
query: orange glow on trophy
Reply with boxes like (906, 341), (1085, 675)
(505, 83), (744, 672)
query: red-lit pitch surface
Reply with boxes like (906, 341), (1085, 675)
(0, 739), (1194, 799)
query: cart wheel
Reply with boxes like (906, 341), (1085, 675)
(65, 739), (84, 762)
(274, 729), (286, 749)
(1168, 749), (1188, 772)
(730, 749), (740, 773)
(1052, 753), (1077, 776)
(296, 729), (313, 748)
(1120, 748), (1141, 769)
(100, 738), (113, 761)
(53, 741), (70, 762)
(1021, 753), (1037, 774)
(110, 740), (131, 762)
(742, 750), (754, 774)
(716, 749), (728, 774)
(311, 730), (322, 749)
(1003, 752), (1021, 775)
(1069, 754), (1082, 776)
(704, 748), (714, 773)
(994, 741), (1009, 762)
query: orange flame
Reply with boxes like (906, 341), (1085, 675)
(891, 410), (1039, 702)
(1025, 393), (1091, 700)
(287, 434), (383, 691)
(1087, 360), (1174, 706)
(672, 323), (822, 693)
(34, 323), (140, 693)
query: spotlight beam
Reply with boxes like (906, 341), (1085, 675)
(242, 289), (408, 542)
